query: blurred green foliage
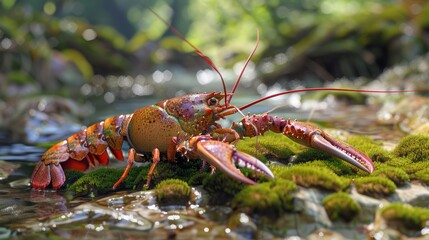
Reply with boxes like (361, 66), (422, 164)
(1, 0), (429, 98)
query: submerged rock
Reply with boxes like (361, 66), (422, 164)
(375, 95), (429, 139)
(0, 96), (91, 144)
(371, 203), (429, 238)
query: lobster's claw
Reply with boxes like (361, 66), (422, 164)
(196, 140), (274, 185)
(309, 130), (374, 173)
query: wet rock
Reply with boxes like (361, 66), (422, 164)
(0, 160), (20, 180)
(307, 228), (347, 240)
(228, 212), (257, 235)
(0, 96), (91, 144)
(370, 203), (429, 238)
(349, 186), (383, 223)
(278, 187), (332, 237)
(8, 178), (30, 189)
(0, 227), (12, 239)
(323, 192), (361, 222)
(390, 183), (429, 208)
(376, 95), (429, 135)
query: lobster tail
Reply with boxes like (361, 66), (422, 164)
(30, 114), (131, 190)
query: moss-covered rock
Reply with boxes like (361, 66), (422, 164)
(231, 179), (296, 216)
(64, 169), (85, 188)
(232, 184), (280, 216)
(202, 172), (246, 205)
(235, 131), (304, 164)
(372, 165), (409, 187)
(66, 167), (142, 197)
(188, 172), (210, 186)
(154, 179), (191, 206)
(276, 165), (348, 191)
(133, 159), (204, 189)
(346, 136), (392, 162)
(323, 192), (361, 222)
(393, 134), (429, 162)
(299, 158), (357, 176)
(404, 161), (429, 178)
(381, 203), (429, 233)
(354, 176), (396, 198)
(384, 157), (429, 186)
(384, 157), (429, 176)
(413, 168), (429, 186)
(295, 148), (333, 163)
(384, 157), (412, 169)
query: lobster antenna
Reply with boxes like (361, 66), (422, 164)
(149, 9), (228, 105)
(238, 87), (429, 111)
(227, 29), (260, 105)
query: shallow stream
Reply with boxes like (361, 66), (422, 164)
(0, 83), (418, 239)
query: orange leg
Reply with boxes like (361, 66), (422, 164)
(213, 128), (240, 144)
(113, 148), (137, 189)
(145, 148), (161, 190)
(167, 137), (178, 163)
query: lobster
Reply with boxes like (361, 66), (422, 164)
(31, 13), (410, 191)
(30, 89), (376, 190)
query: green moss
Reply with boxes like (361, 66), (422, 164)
(66, 167), (142, 197)
(354, 176), (396, 198)
(257, 133), (304, 159)
(299, 159), (357, 176)
(154, 179), (191, 206)
(294, 135), (388, 176)
(323, 192), (361, 222)
(295, 148), (333, 163)
(133, 159), (204, 189)
(382, 154), (429, 185)
(385, 157), (412, 168)
(372, 165), (409, 187)
(64, 169), (85, 187)
(413, 168), (429, 186)
(270, 179), (297, 212)
(346, 136), (392, 162)
(393, 135), (429, 162)
(188, 172), (210, 186)
(231, 179), (296, 216)
(202, 172), (246, 205)
(235, 140), (268, 162)
(236, 132), (304, 164)
(404, 161), (429, 176)
(232, 184), (280, 216)
(381, 203), (429, 232)
(278, 165), (348, 191)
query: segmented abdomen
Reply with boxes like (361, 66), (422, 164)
(40, 114), (132, 171)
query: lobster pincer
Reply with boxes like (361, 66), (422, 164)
(306, 129), (374, 173)
(178, 135), (275, 185)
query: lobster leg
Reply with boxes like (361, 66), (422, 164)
(145, 148), (161, 190)
(112, 148), (137, 189)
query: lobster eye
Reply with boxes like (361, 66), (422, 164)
(207, 97), (218, 106)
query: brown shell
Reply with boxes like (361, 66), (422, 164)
(86, 121), (108, 155)
(67, 130), (89, 160)
(41, 140), (69, 164)
(127, 106), (184, 153)
(103, 115), (128, 150)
